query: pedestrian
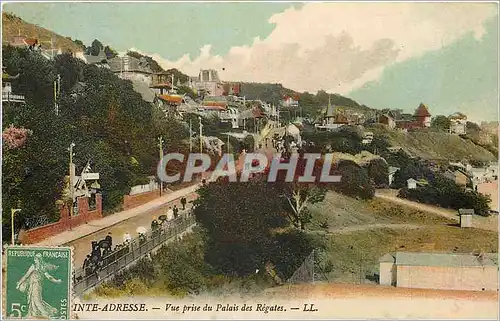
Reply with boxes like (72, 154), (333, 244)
(167, 207), (174, 221)
(105, 232), (113, 249)
(123, 232), (132, 244)
(180, 197), (187, 210)
(173, 205), (179, 219)
(151, 216), (159, 230)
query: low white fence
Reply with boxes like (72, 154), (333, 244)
(129, 182), (159, 196)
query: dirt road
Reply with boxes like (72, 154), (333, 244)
(329, 223), (422, 234)
(375, 190), (498, 232)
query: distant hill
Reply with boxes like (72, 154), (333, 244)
(2, 12), (84, 53)
(372, 126), (497, 162)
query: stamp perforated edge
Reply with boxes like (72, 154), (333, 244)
(2, 244), (75, 319)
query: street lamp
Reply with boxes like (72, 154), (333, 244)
(11, 208), (22, 245)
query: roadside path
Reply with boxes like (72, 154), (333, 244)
(329, 223), (422, 234)
(34, 183), (200, 247)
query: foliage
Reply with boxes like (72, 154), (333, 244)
(398, 175), (491, 216)
(193, 179), (289, 276)
(431, 115), (452, 132)
(104, 46), (118, 59)
(2, 47), (187, 239)
(366, 158), (389, 187)
(302, 126), (363, 154)
(332, 160), (375, 200)
(86, 39), (104, 56)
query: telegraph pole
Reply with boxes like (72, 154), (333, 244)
(198, 116), (203, 153)
(189, 119), (193, 152)
(158, 136), (164, 196)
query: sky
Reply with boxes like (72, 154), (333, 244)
(3, 2), (499, 122)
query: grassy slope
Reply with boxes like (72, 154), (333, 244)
(2, 12), (83, 53)
(309, 192), (498, 283)
(371, 126), (497, 162)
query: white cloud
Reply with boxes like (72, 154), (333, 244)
(131, 3), (497, 94)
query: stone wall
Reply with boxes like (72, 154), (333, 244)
(23, 194), (103, 244)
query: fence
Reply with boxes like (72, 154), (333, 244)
(73, 215), (196, 295)
(129, 182), (159, 196)
(286, 250), (329, 285)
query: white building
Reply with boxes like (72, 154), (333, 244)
(407, 178), (418, 189)
(448, 112), (467, 135)
(379, 252), (498, 292)
(192, 69), (224, 96)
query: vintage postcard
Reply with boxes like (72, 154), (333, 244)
(1, 1), (499, 320)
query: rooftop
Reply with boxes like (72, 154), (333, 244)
(394, 252), (498, 268)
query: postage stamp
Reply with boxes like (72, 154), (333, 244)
(4, 246), (72, 320)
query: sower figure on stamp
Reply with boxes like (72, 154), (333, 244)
(16, 253), (61, 318)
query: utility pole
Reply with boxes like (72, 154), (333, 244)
(189, 119), (193, 152)
(158, 136), (164, 196)
(68, 143), (75, 218)
(11, 208), (21, 245)
(198, 116), (203, 153)
(227, 134), (230, 153)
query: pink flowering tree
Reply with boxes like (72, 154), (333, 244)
(2, 125), (33, 149)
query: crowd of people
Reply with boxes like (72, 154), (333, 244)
(78, 197), (191, 281)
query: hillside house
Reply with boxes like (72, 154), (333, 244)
(407, 178), (418, 189)
(282, 94), (299, 108)
(378, 114), (396, 129)
(191, 69), (224, 96)
(413, 103), (432, 127)
(448, 112), (467, 135)
(316, 102), (349, 131)
(2, 67), (24, 104)
(388, 167), (400, 186)
(442, 169), (469, 187)
(394, 104), (431, 130)
(108, 56), (153, 85)
(362, 131), (374, 145)
(83, 49), (109, 68)
(379, 252), (498, 291)
(150, 71), (175, 95)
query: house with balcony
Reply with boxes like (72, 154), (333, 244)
(448, 112), (467, 135)
(2, 67), (25, 104)
(108, 56), (153, 85)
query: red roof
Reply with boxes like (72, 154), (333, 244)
(203, 101), (227, 108)
(283, 94), (300, 101)
(414, 103), (431, 117)
(24, 38), (38, 46)
(158, 94), (183, 104)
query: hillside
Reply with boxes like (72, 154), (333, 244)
(372, 126), (497, 162)
(2, 12), (83, 53)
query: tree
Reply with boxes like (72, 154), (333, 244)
(431, 115), (451, 132)
(104, 46), (118, 59)
(367, 158), (389, 187)
(266, 154), (328, 230)
(193, 180), (289, 276)
(333, 160), (375, 199)
(88, 39), (104, 56)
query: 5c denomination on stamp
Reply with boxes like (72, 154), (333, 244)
(4, 246), (72, 319)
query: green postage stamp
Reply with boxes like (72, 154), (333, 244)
(4, 246), (72, 319)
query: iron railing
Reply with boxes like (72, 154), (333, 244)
(73, 214), (196, 295)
